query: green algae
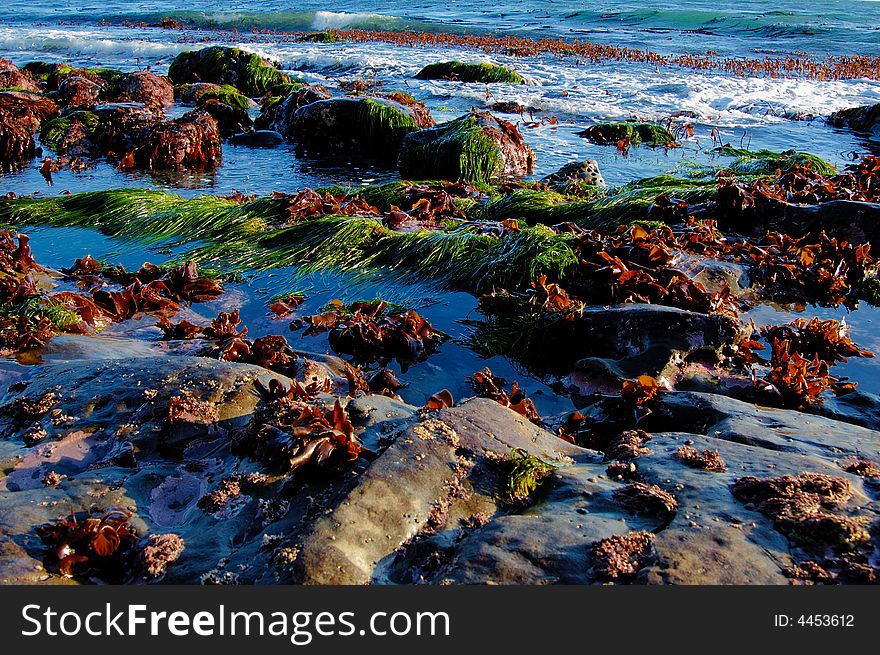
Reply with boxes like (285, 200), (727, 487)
(502, 449), (557, 504)
(398, 114), (504, 185)
(715, 146), (837, 176)
(298, 31), (343, 43)
(578, 121), (677, 147)
(168, 46), (289, 97)
(38, 111), (99, 150)
(415, 61), (526, 84)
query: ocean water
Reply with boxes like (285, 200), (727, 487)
(2, 1), (880, 405)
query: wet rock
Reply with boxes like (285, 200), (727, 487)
(415, 61), (527, 84)
(129, 108), (222, 170)
(254, 85), (332, 140)
(175, 83), (254, 111)
(89, 102), (160, 154)
(115, 71), (174, 108)
(0, 90), (58, 165)
(542, 160), (606, 188)
(643, 390), (880, 459)
(194, 99), (251, 138)
(0, 62), (42, 93)
(828, 103), (880, 142)
(520, 304), (749, 383)
(0, 112), (37, 165)
(286, 398), (586, 584)
(0, 90), (59, 132)
(291, 97), (423, 161)
(769, 199), (880, 245)
(578, 121), (677, 147)
(229, 130), (284, 148)
(168, 46), (289, 96)
(398, 110), (535, 184)
(55, 76), (103, 110)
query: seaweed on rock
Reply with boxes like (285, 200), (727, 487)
(168, 46), (289, 96)
(415, 60), (527, 84)
(398, 111), (535, 185)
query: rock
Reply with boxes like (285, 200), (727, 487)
(0, 90), (58, 165)
(174, 82), (223, 104)
(39, 110), (101, 156)
(168, 46), (289, 96)
(828, 103), (880, 141)
(415, 61), (527, 84)
(115, 71), (174, 108)
(0, 112), (37, 164)
(229, 130), (284, 147)
(578, 121), (677, 147)
(2, 347), (876, 585)
(484, 303), (747, 380)
(542, 160), (606, 188)
(195, 99), (252, 138)
(0, 354), (291, 583)
(55, 76), (103, 110)
(630, 423), (877, 584)
(774, 199), (880, 244)
(398, 110), (535, 184)
(291, 97), (423, 160)
(643, 390), (880, 459)
(254, 85), (331, 139)
(0, 62), (42, 93)
(129, 108), (222, 170)
(40, 64), (122, 94)
(89, 102), (160, 153)
(287, 398), (586, 584)
(40, 102), (222, 170)
(0, 90), (59, 132)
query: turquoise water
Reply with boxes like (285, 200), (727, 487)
(4, 1), (879, 56)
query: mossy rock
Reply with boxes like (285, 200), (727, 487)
(714, 147), (837, 176)
(168, 46), (289, 97)
(255, 84), (332, 139)
(22, 61), (55, 81)
(415, 61), (526, 85)
(195, 84), (252, 111)
(398, 111), (535, 185)
(297, 31), (342, 43)
(578, 121), (677, 147)
(291, 97), (423, 160)
(39, 111), (99, 150)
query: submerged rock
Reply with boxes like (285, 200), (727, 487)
(291, 96), (423, 160)
(415, 60), (527, 84)
(578, 121), (677, 147)
(398, 110), (535, 184)
(229, 130), (284, 147)
(828, 103), (880, 141)
(168, 46), (289, 96)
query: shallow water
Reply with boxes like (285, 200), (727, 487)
(2, 1), (880, 409)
